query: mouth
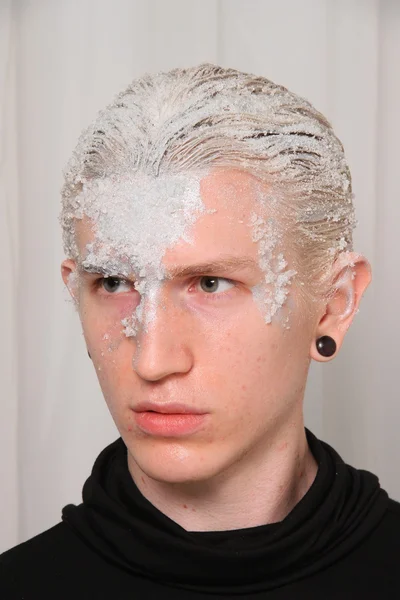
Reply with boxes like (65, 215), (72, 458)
(131, 404), (208, 436)
(133, 401), (207, 415)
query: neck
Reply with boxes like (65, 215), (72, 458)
(127, 422), (318, 532)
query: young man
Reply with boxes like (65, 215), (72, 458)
(1, 64), (399, 598)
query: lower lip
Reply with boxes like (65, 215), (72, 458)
(133, 411), (207, 436)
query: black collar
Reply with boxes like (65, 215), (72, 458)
(62, 428), (388, 594)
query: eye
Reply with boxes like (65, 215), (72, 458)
(198, 276), (235, 294)
(100, 276), (132, 294)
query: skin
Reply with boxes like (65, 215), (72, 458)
(62, 168), (371, 532)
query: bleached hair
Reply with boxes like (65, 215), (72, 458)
(61, 63), (356, 299)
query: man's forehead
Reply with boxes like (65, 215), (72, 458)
(200, 168), (267, 212)
(74, 168), (271, 262)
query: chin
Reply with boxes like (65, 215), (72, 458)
(127, 441), (221, 484)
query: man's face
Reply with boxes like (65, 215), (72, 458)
(63, 169), (317, 484)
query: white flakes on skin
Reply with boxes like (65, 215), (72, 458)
(120, 280), (163, 337)
(77, 173), (205, 279)
(121, 316), (137, 337)
(248, 212), (297, 324)
(75, 173), (209, 335)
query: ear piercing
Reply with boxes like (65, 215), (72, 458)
(88, 350), (92, 360)
(316, 336), (336, 357)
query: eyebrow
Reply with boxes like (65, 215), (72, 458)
(165, 256), (259, 279)
(77, 263), (130, 278)
(78, 256), (259, 279)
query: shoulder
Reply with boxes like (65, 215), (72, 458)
(387, 497), (400, 516)
(376, 497), (400, 531)
(0, 521), (75, 566)
(365, 497), (400, 544)
(355, 497), (400, 570)
(377, 497), (400, 535)
(0, 522), (88, 597)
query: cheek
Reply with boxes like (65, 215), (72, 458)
(78, 293), (142, 397)
(79, 291), (139, 343)
(202, 307), (302, 406)
(203, 304), (273, 359)
(197, 310), (274, 397)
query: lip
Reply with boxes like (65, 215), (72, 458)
(132, 410), (208, 437)
(133, 401), (206, 415)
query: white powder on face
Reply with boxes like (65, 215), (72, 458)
(71, 165), (301, 336)
(121, 279), (164, 337)
(72, 170), (298, 337)
(248, 212), (297, 324)
(245, 181), (297, 324)
(73, 172), (209, 335)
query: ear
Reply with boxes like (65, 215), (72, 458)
(61, 259), (79, 303)
(310, 252), (372, 362)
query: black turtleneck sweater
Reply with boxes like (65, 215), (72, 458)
(1, 428), (400, 598)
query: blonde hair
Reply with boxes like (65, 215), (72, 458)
(61, 63), (356, 300)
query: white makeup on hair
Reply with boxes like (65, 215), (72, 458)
(60, 64), (359, 339)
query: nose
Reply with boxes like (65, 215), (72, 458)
(132, 290), (193, 381)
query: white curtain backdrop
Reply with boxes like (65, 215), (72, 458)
(1, 0), (399, 553)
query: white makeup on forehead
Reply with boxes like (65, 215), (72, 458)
(201, 176), (297, 327)
(75, 172), (211, 334)
(73, 168), (297, 337)
(248, 213), (296, 325)
(247, 182), (297, 325)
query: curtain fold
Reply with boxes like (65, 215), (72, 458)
(0, 0), (19, 552)
(1, 0), (398, 551)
